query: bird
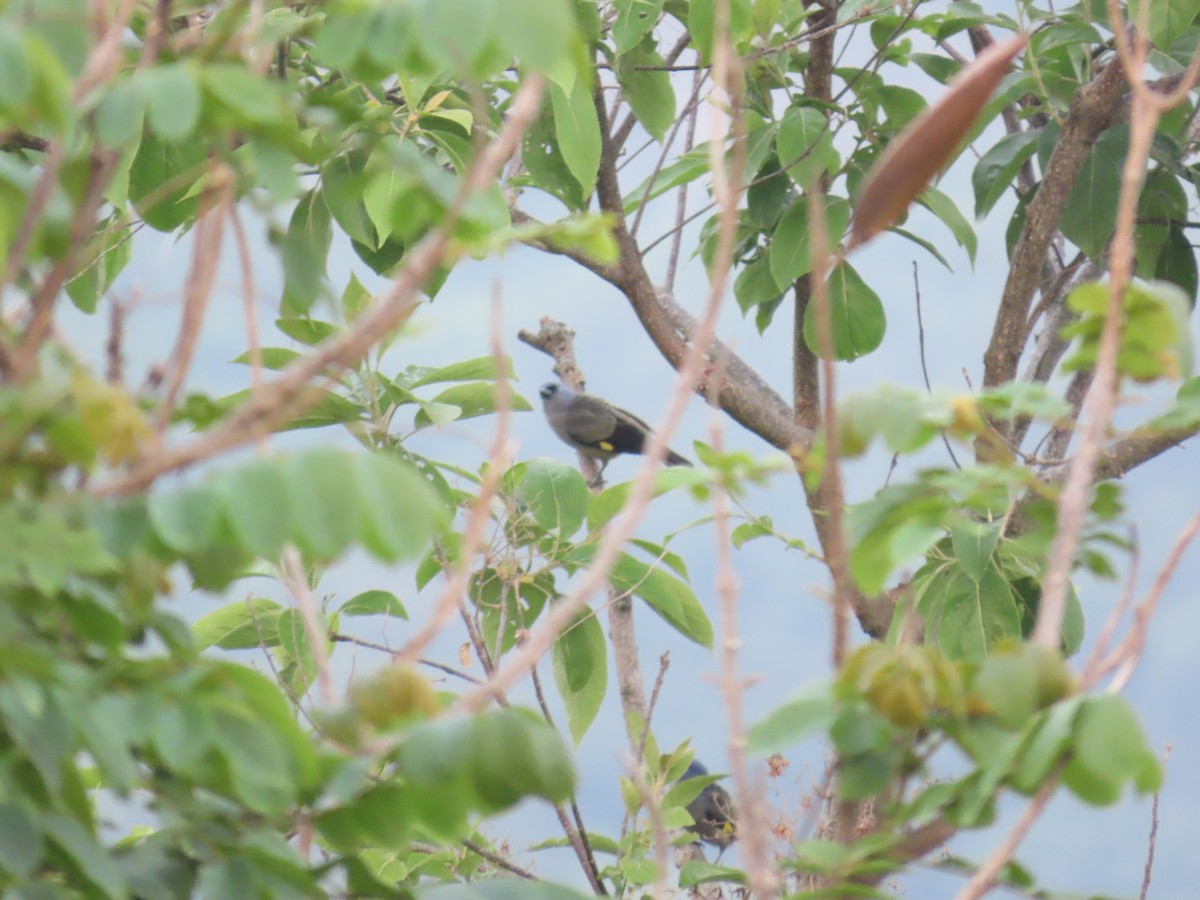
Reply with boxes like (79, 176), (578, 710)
(538, 382), (692, 476)
(679, 760), (737, 851)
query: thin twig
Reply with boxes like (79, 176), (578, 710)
(461, 838), (538, 881)
(1078, 528), (1138, 690)
(156, 165), (230, 431)
(956, 765), (1064, 900)
(665, 68), (704, 290)
(1106, 508), (1200, 693)
(329, 634), (484, 684)
(913, 261), (961, 470)
(1139, 746), (1171, 900)
(709, 357), (777, 896)
(279, 546), (336, 707)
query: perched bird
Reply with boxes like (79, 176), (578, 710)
(680, 760), (737, 850)
(538, 382), (692, 475)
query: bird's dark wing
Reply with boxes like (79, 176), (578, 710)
(605, 407), (653, 455)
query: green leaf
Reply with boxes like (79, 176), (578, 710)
(1129, 0), (1200, 50)
(1153, 224), (1198, 303)
(1059, 126), (1127, 259)
(148, 484), (220, 555)
(950, 519), (1002, 581)
(1011, 697), (1082, 794)
(610, 552), (713, 647)
(66, 215), (133, 313)
(523, 109), (587, 210)
(615, 42), (675, 143)
(200, 63), (286, 124)
(1072, 695), (1160, 792)
(612, 0), (664, 53)
(0, 32), (32, 109)
(276, 608), (318, 686)
(972, 129), (1039, 217)
(321, 152), (375, 248)
(192, 598), (283, 650)
(622, 148), (709, 213)
(586, 466), (707, 530)
(351, 452), (449, 563)
(219, 457), (293, 559)
(803, 261), (886, 361)
(938, 569), (1022, 660)
(0, 803), (43, 877)
(95, 79), (145, 148)
(413, 382), (532, 427)
(280, 189), (332, 314)
(516, 458), (590, 537)
(972, 649), (1039, 730)
(734, 251), (784, 317)
(747, 682), (837, 754)
(285, 449), (363, 560)
(42, 813), (127, 899)
(678, 861), (747, 887)
(769, 195), (851, 287)
(551, 608), (607, 744)
(688, 0), (752, 63)
(777, 106), (838, 188)
(129, 129), (205, 231)
(137, 63), (200, 142)
(549, 76), (601, 195)
(917, 185), (977, 263)
(493, 0), (576, 73)
(467, 711), (576, 813)
(339, 589), (408, 619)
(410, 356), (514, 387)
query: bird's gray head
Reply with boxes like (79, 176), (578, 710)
(539, 382), (575, 408)
(684, 760), (709, 780)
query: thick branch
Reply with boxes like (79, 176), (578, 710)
(981, 58), (1127, 398)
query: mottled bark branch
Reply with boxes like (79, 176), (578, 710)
(981, 58), (1128, 412)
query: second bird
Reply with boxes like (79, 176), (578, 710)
(539, 382), (692, 475)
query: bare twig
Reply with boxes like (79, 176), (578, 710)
(461, 838), (538, 881)
(956, 765), (1063, 900)
(665, 68), (704, 291)
(156, 165), (231, 431)
(1078, 529), (1138, 690)
(279, 546), (336, 707)
(1139, 746), (1171, 900)
(709, 369), (777, 896)
(228, 202), (265, 398)
(1105, 508), (1200, 693)
(913, 261), (962, 470)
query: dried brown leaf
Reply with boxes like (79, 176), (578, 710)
(848, 33), (1029, 252)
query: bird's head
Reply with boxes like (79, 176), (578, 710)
(540, 382), (575, 408)
(683, 760), (709, 780)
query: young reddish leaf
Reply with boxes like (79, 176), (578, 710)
(849, 33), (1028, 252)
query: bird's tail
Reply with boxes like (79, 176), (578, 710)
(665, 449), (692, 467)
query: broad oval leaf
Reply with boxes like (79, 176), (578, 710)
(551, 608), (607, 744)
(803, 261), (886, 361)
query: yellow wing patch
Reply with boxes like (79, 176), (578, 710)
(599, 441), (614, 451)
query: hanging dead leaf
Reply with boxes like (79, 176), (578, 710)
(848, 32), (1028, 252)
